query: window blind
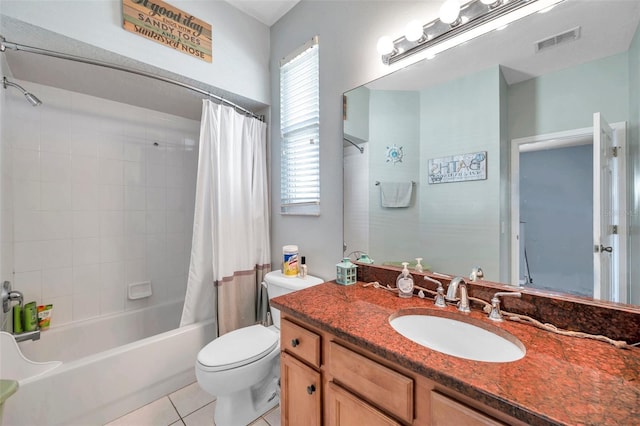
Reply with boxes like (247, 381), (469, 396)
(280, 36), (320, 215)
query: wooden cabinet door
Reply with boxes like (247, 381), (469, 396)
(431, 391), (507, 426)
(326, 381), (401, 426)
(281, 352), (322, 426)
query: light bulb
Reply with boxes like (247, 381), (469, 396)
(404, 20), (424, 42)
(376, 36), (395, 55)
(439, 0), (461, 25)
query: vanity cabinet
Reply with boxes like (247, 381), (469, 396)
(280, 314), (525, 426)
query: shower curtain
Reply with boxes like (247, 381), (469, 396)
(180, 100), (270, 335)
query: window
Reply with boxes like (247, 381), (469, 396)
(280, 36), (320, 215)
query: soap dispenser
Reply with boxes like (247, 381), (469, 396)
(396, 262), (414, 298)
(414, 258), (424, 273)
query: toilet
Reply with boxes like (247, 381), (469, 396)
(195, 270), (323, 426)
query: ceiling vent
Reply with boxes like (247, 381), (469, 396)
(535, 26), (581, 53)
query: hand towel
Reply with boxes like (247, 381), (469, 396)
(380, 181), (413, 208)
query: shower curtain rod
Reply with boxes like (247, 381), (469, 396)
(0, 37), (265, 122)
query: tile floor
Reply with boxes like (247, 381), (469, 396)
(104, 382), (281, 426)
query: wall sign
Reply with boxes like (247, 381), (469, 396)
(428, 151), (487, 184)
(122, 0), (212, 62)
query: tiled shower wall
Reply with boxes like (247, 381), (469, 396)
(3, 80), (200, 328)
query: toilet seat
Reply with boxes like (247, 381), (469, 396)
(197, 324), (278, 372)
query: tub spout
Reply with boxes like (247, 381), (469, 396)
(14, 329), (40, 342)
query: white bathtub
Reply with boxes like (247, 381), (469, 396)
(2, 300), (216, 426)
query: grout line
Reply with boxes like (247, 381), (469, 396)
(166, 394), (182, 421)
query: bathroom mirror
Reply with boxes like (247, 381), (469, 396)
(343, 0), (640, 305)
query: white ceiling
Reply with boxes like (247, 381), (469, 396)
(224, 0), (300, 26)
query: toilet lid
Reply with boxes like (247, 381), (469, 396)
(197, 324), (278, 372)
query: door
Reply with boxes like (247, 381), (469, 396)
(281, 352), (322, 426)
(593, 112), (616, 301)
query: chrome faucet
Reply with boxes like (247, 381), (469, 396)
(488, 291), (522, 321)
(446, 277), (470, 313)
(469, 266), (484, 282)
(424, 276), (446, 307)
(2, 281), (23, 313)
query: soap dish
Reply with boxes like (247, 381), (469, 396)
(128, 281), (152, 300)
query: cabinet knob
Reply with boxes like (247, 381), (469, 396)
(291, 338), (300, 347)
(307, 384), (316, 395)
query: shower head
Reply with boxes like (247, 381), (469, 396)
(3, 76), (42, 106)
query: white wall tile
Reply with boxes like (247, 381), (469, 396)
(146, 211), (166, 235)
(100, 282), (125, 315)
(98, 159), (123, 185)
(125, 236), (146, 260)
(125, 259), (147, 284)
(166, 188), (182, 211)
(14, 241), (42, 272)
(146, 187), (166, 211)
(6, 118), (40, 151)
(40, 130), (71, 154)
(124, 185), (146, 211)
(73, 264), (101, 294)
(72, 183), (99, 211)
(41, 239), (72, 269)
(100, 236), (125, 263)
(165, 166), (184, 189)
(41, 211), (72, 240)
(166, 211), (184, 234)
(41, 182), (72, 211)
(8, 83), (199, 330)
(47, 295), (72, 326)
(100, 211), (124, 237)
(146, 163), (166, 188)
(123, 140), (146, 162)
(13, 270), (42, 304)
(14, 211), (41, 242)
(73, 292), (100, 321)
(70, 134), (98, 158)
(124, 161), (145, 186)
(40, 152), (71, 183)
(42, 267), (73, 299)
(72, 237), (100, 266)
(146, 144), (166, 165)
(165, 145), (184, 168)
(71, 156), (99, 183)
(99, 185), (124, 211)
(72, 211), (100, 238)
(98, 139), (123, 160)
(124, 211), (146, 235)
(13, 180), (40, 211)
(13, 149), (40, 181)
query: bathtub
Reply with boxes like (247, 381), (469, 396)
(2, 300), (216, 426)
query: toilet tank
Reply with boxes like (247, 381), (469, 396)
(265, 270), (323, 329)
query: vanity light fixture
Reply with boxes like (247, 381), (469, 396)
(377, 0), (565, 65)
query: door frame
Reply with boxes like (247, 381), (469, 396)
(510, 122), (627, 302)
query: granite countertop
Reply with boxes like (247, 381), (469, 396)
(271, 281), (640, 426)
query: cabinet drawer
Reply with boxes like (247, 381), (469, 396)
(328, 342), (414, 423)
(326, 381), (401, 426)
(431, 391), (506, 426)
(280, 318), (321, 368)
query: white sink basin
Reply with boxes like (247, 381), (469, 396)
(389, 311), (525, 363)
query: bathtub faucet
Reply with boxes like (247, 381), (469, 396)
(14, 329), (40, 342)
(2, 281), (23, 313)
